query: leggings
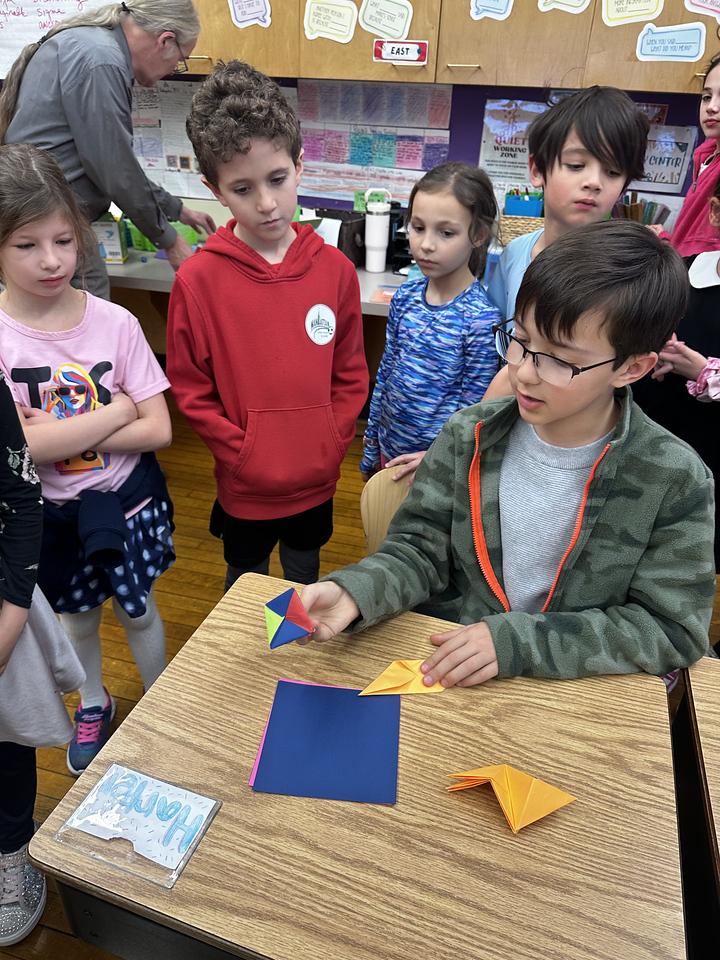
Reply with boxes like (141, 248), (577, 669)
(0, 741), (36, 854)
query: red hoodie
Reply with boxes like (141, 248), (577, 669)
(167, 222), (368, 520)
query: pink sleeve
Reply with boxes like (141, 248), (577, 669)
(687, 358), (720, 402)
(114, 311), (171, 404)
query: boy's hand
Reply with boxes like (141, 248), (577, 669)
(298, 582), (360, 643)
(385, 451), (426, 485)
(420, 622), (499, 687)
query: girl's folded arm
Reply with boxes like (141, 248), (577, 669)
(100, 392), (172, 453)
(17, 392), (137, 465)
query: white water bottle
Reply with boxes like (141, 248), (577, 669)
(364, 188), (392, 273)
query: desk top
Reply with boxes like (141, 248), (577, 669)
(686, 657), (720, 867)
(107, 250), (400, 316)
(31, 575), (684, 960)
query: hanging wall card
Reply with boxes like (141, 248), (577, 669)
(360, 0), (413, 40)
(685, 0), (720, 21)
(538, 0), (593, 13)
(636, 21), (706, 61)
(54, 764), (221, 888)
(305, 0), (359, 42)
(603, 0), (663, 27)
(228, 0), (272, 28)
(470, 0), (514, 20)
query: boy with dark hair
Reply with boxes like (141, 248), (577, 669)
(488, 86), (649, 322)
(167, 61), (368, 589)
(300, 222), (715, 687)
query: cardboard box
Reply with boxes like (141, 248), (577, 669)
(91, 213), (128, 263)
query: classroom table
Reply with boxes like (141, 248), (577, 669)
(107, 249), (399, 316)
(30, 574), (685, 960)
(685, 656), (720, 890)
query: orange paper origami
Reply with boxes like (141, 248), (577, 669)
(447, 764), (575, 833)
(359, 659), (444, 695)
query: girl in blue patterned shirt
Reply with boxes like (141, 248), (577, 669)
(360, 163), (501, 484)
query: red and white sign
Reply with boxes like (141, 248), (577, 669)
(373, 40), (428, 64)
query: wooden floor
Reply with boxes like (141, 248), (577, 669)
(2, 398), (367, 960)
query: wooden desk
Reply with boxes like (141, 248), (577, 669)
(30, 575), (685, 960)
(686, 657), (720, 886)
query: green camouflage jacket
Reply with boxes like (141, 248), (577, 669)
(329, 389), (715, 679)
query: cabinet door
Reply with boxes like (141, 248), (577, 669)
(584, 0), (716, 93)
(297, 0), (440, 81)
(192, 0), (301, 77)
(436, 0), (597, 87)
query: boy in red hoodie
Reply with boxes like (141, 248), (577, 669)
(167, 61), (368, 590)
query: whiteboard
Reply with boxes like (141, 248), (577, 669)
(1, 1), (108, 79)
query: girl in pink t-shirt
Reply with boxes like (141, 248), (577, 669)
(0, 143), (175, 775)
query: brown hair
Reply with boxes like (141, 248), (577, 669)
(0, 143), (93, 283)
(186, 60), (303, 186)
(405, 162), (497, 276)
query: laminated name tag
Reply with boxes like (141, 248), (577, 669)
(54, 763), (221, 888)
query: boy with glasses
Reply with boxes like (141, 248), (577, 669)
(300, 222), (715, 687)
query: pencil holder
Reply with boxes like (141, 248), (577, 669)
(504, 195), (543, 217)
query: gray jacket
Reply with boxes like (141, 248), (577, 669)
(5, 25), (181, 248)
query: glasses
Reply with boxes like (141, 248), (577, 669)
(492, 321), (624, 388)
(170, 36), (188, 73)
(58, 385), (87, 396)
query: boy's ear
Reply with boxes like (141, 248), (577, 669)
(202, 176), (228, 207)
(295, 147), (304, 186)
(710, 196), (720, 229)
(612, 352), (658, 388)
(528, 155), (545, 189)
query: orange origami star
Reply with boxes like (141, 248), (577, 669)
(359, 659), (444, 695)
(447, 764), (575, 833)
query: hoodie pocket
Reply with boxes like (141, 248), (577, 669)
(232, 405), (346, 497)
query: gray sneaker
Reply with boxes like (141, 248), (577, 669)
(0, 838), (47, 946)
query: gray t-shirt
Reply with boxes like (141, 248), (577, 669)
(5, 25), (180, 248)
(499, 417), (614, 613)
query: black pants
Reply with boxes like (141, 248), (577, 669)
(0, 741), (36, 853)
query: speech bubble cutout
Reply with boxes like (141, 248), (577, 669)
(471, 0), (514, 20)
(603, 0), (663, 27)
(229, 0), (271, 28)
(304, 0), (359, 42)
(359, 0), (413, 40)
(685, 0), (720, 21)
(538, 0), (592, 13)
(636, 20), (706, 61)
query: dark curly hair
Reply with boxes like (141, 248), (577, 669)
(187, 60), (302, 185)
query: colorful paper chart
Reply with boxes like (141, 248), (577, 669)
(265, 588), (314, 649)
(251, 679), (401, 803)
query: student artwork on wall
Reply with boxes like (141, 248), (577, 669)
(602, 0), (663, 27)
(304, 0), (359, 42)
(228, 0), (272, 29)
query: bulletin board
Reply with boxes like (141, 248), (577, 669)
(0, 0), (107, 78)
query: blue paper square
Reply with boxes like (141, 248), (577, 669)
(252, 680), (400, 804)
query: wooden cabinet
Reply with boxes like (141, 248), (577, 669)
(436, 0), (597, 87)
(192, 0), (301, 77)
(297, 0), (440, 81)
(584, 0), (716, 93)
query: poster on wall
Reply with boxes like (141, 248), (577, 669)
(470, 0), (515, 20)
(685, 0), (720, 22)
(228, 0), (272, 28)
(0, 0), (107, 77)
(629, 124), (698, 193)
(304, 0), (359, 42)
(359, 0), (413, 41)
(537, 0), (593, 14)
(602, 0), (663, 28)
(478, 99), (549, 182)
(636, 21), (706, 61)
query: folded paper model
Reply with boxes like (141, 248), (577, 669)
(264, 588), (314, 649)
(359, 659), (445, 695)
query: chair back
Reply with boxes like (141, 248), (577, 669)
(360, 468), (411, 554)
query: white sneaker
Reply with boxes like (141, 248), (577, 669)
(0, 838), (47, 946)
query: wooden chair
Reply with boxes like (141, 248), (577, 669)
(360, 468), (411, 554)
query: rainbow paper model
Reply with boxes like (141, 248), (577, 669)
(265, 588), (314, 649)
(447, 764), (575, 834)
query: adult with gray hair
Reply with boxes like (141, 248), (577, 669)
(0, 0), (215, 299)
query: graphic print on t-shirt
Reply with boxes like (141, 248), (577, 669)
(41, 363), (110, 475)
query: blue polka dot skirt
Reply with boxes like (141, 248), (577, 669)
(54, 498), (175, 618)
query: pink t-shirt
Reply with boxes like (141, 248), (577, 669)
(0, 293), (170, 505)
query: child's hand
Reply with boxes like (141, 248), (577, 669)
(420, 622), (499, 688)
(360, 463), (380, 483)
(385, 451), (426, 485)
(297, 582), (360, 643)
(647, 224), (666, 238)
(110, 391), (139, 424)
(655, 337), (708, 382)
(20, 406), (55, 424)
